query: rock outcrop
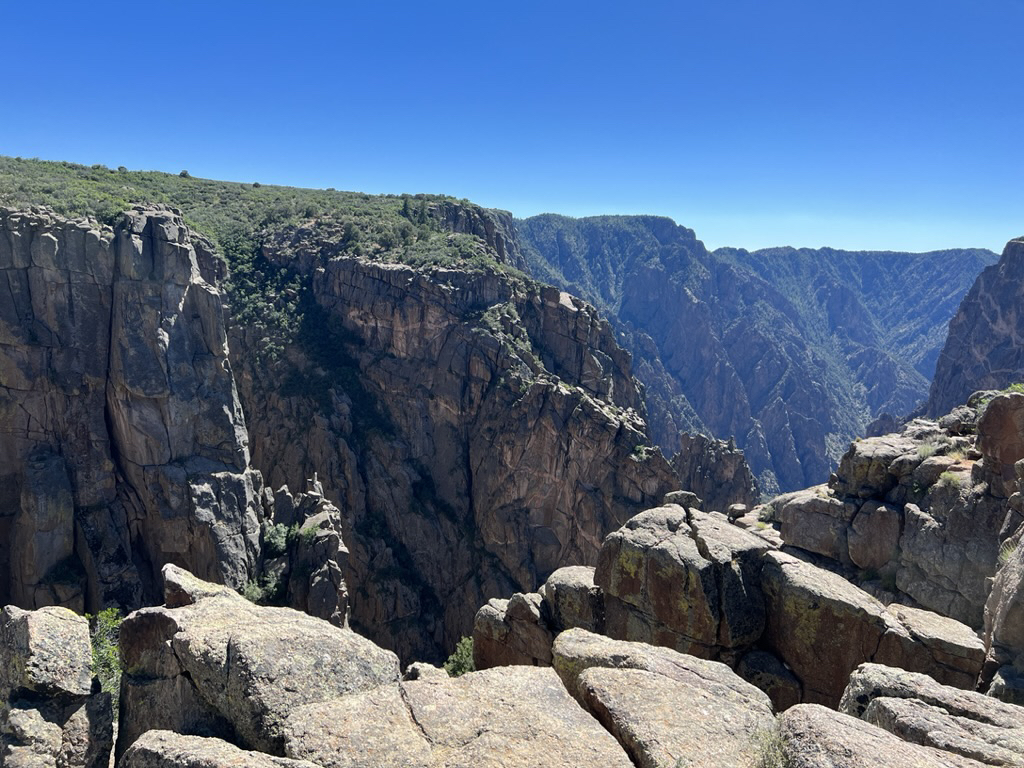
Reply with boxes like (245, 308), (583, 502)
(284, 666), (635, 768)
(0, 605), (112, 767)
(0, 206), (264, 613)
(552, 629), (775, 768)
(841, 663), (1024, 766)
(929, 236), (1024, 417)
(765, 405), (1009, 630)
(476, 496), (987, 710)
(117, 564), (399, 760)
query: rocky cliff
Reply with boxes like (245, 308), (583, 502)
(0, 195), (680, 665)
(928, 236), (1024, 416)
(229, 217), (678, 662)
(0, 206), (264, 613)
(518, 214), (996, 494)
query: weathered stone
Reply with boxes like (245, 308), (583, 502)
(761, 551), (893, 706)
(121, 730), (320, 768)
(777, 487), (855, 562)
(875, 604), (984, 690)
(848, 501), (902, 572)
(780, 703), (986, 767)
(472, 593), (553, 669)
(539, 565), (603, 634)
(841, 663), (1024, 727)
(284, 666), (634, 768)
(117, 567), (399, 758)
(0, 605), (112, 768)
(596, 506), (768, 658)
(0, 606), (92, 698)
(864, 696), (1024, 766)
(841, 664), (1024, 766)
(832, 435), (917, 499)
(550, 629), (773, 768)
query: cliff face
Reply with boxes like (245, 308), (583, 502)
(0, 206), (263, 612)
(928, 237), (1024, 416)
(231, 223), (677, 661)
(0, 203), (678, 663)
(518, 214), (996, 494)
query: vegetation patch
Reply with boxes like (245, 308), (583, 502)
(443, 636), (475, 677)
(88, 608), (122, 717)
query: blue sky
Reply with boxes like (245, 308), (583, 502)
(5, 1), (1022, 252)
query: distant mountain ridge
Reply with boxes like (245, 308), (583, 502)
(517, 214), (997, 493)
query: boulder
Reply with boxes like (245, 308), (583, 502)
(595, 506), (768, 659)
(875, 604), (984, 690)
(832, 435), (917, 499)
(551, 629), (774, 768)
(761, 551), (893, 706)
(283, 666), (634, 768)
(472, 593), (554, 669)
(539, 565), (604, 634)
(780, 703), (986, 767)
(121, 730), (320, 768)
(117, 565), (399, 758)
(0, 605), (112, 768)
(776, 487), (854, 562)
(841, 663), (1024, 766)
(0, 606), (92, 697)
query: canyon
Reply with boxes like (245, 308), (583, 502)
(2, 157), (1024, 766)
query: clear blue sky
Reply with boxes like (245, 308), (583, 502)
(5, 1), (1022, 252)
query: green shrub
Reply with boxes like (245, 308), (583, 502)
(88, 608), (122, 716)
(263, 522), (290, 557)
(443, 636), (475, 677)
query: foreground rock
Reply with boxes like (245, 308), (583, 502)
(780, 703), (986, 767)
(284, 666), (633, 768)
(0, 605), (112, 767)
(117, 565), (399, 759)
(552, 629), (775, 768)
(840, 663), (1024, 766)
(121, 731), (321, 768)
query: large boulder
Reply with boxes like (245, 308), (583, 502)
(116, 565), (399, 759)
(780, 703), (986, 767)
(283, 666), (634, 768)
(473, 592), (554, 669)
(595, 506), (769, 659)
(0, 605), (112, 768)
(120, 731), (320, 768)
(552, 629), (774, 768)
(761, 551), (895, 706)
(840, 663), (1024, 766)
